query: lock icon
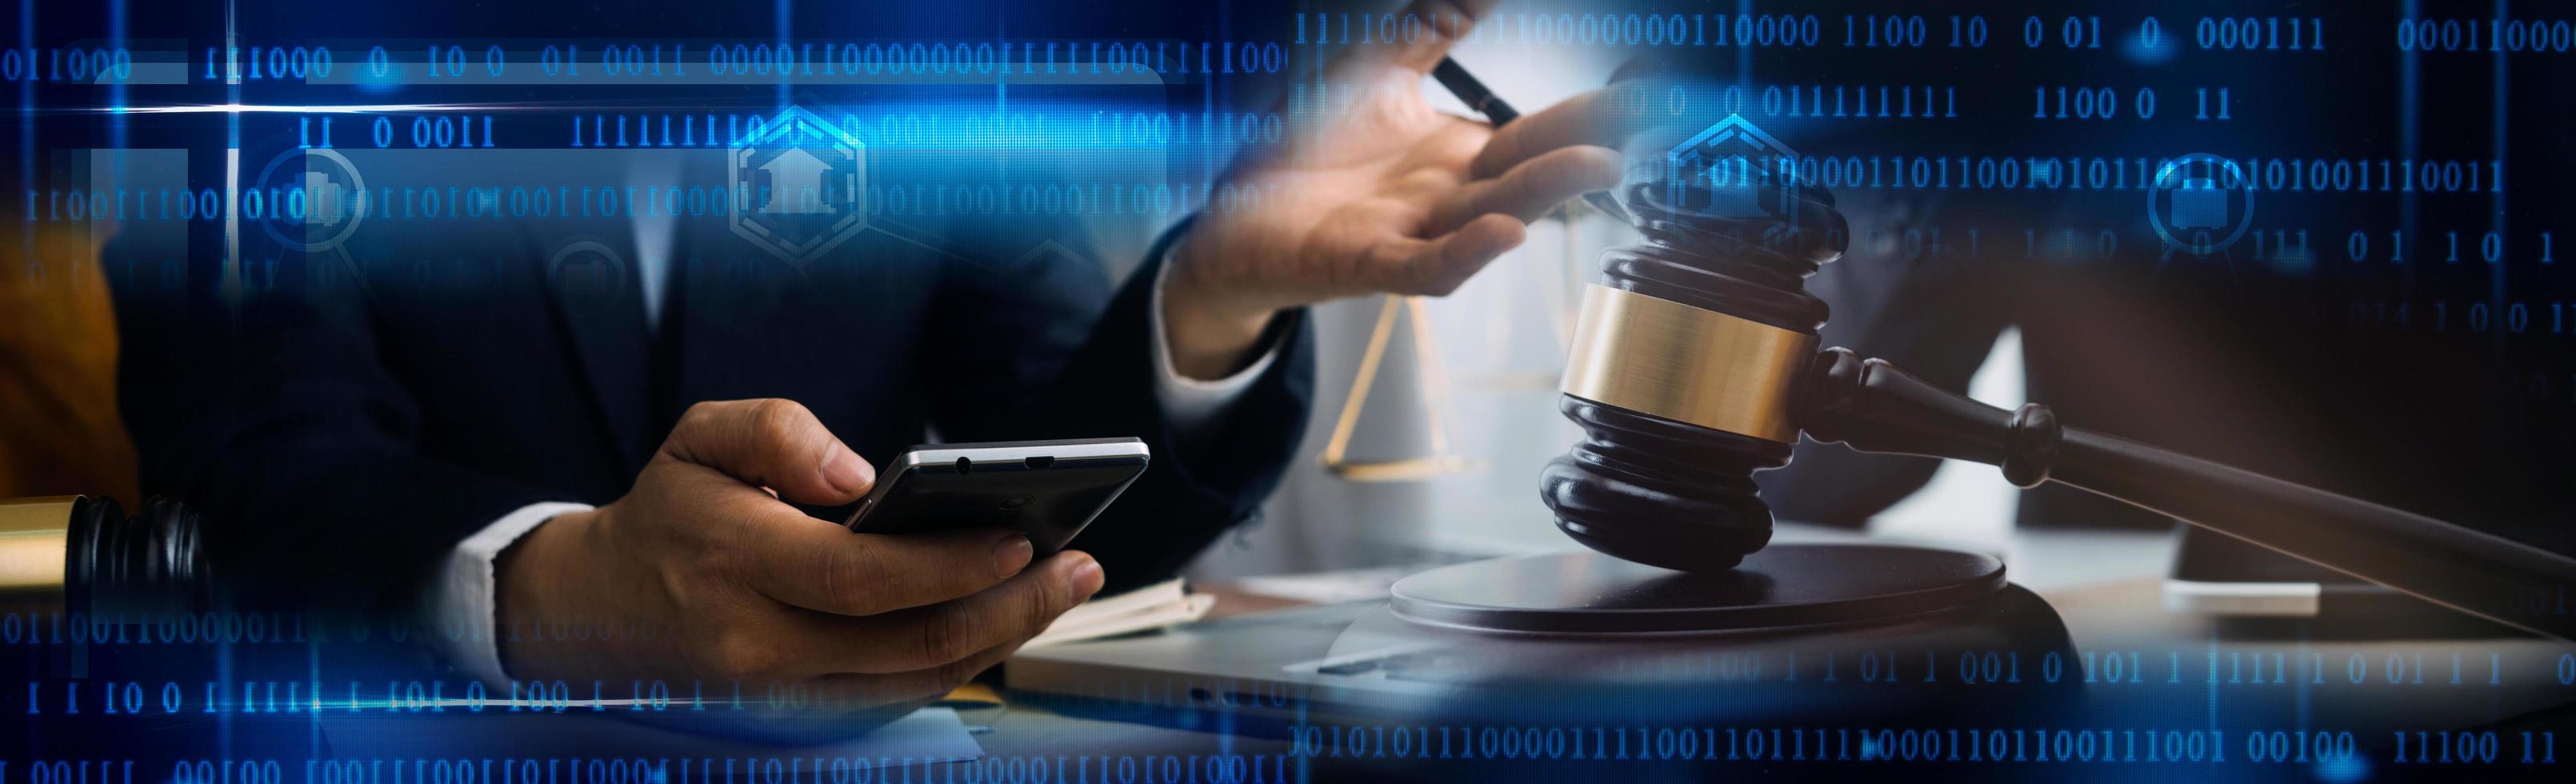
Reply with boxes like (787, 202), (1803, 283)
(2171, 177), (2226, 230)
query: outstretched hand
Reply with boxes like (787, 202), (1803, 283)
(1160, 0), (1648, 378)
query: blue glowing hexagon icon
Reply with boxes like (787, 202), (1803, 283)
(1665, 114), (1801, 224)
(729, 106), (867, 266)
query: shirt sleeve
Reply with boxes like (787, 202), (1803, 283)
(425, 501), (594, 687)
(1147, 246), (1282, 438)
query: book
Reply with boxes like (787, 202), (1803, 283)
(1023, 578), (1214, 649)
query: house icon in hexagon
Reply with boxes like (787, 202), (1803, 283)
(728, 106), (869, 266)
(1665, 114), (1801, 222)
(758, 148), (837, 215)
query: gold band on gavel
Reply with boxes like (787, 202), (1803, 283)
(0, 496), (74, 594)
(1559, 285), (1817, 444)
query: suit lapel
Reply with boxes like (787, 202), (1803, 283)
(538, 226), (655, 477)
(672, 214), (806, 409)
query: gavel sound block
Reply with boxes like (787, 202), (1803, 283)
(1486, 177), (2576, 641)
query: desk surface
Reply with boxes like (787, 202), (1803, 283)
(297, 530), (2570, 774)
(958, 528), (2576, 769)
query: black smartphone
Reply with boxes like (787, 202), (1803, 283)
(842, 437), (1149, 555)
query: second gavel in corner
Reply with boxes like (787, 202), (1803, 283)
(1538, 171), (2576, 641)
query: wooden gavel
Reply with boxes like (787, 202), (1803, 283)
(1540, 177), (2576, 641)
(0, 495), (210, 614)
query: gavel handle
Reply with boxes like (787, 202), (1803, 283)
(1798, 348), (2576, 640)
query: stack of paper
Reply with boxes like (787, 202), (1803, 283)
(1024, 578), (1214, 648)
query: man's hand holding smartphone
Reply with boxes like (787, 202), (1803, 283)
(493, 398), (1106, 713)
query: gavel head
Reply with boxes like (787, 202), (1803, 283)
(1539, 172), (1850, 571)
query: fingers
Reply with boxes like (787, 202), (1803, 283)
(1425, 145), (1622, 238)
(1346, 0), (1501, 74)
(1360, 213), (1526, 297)
(809, 639), (1026, 708)
(745, 519), (1038, 617)
(1470, 85), (1665, 181)
(780, 550), (1104, 678)
(661, 399), (875, 506)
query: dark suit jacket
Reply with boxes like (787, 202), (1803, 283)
(111, 207), (1314, 610)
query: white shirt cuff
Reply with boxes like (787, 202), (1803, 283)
(1149, 247), (1278, 432)
(429, 501), (594, 687)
